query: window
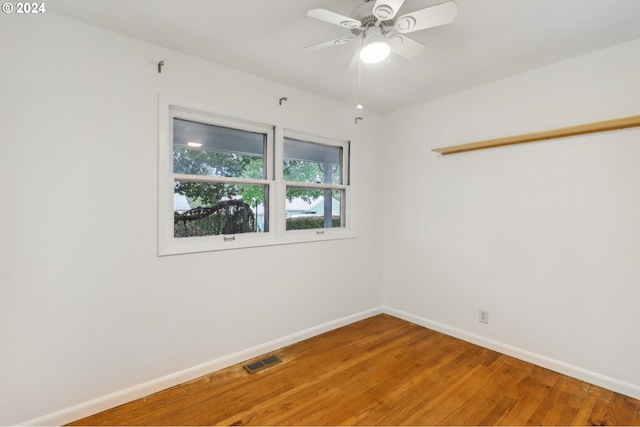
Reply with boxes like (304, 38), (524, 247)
(283, 136), (349, 231)
(158, 100), (351, 255)
(172, 117), (270, 236)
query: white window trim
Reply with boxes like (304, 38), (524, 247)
(279, 129), (352, 240)
(158, 97), (354, 256)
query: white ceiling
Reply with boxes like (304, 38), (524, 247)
(49, 0), (640, 113)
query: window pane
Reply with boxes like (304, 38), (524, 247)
(283, 138), (342, 184)
(173, 118), (265, 179)
(286, 187), (343, 230)
(174, 181), (267, 237)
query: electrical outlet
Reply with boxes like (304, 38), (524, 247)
(479, 310), (489, 324)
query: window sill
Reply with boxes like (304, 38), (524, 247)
(158, 230), (355, 256)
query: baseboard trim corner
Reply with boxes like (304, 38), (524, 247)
(381, 305), (640, 401)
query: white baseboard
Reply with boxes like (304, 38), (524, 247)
(19, 306), (384, 426)
(382, 305), (640, 401)
(20, 305), (640, 425)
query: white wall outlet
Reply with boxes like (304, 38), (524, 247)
(479, 310), (489, 324)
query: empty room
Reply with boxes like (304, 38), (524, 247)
(1, 0), (639, 425)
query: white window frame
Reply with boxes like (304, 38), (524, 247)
(158, 98), (353, 256)
(279, 129), (351, 240)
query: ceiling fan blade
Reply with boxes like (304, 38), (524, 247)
(394, 0), (459, 34)
(372, 0), (406, 21)
(304, 36), (355, 51)
(387, 34), (425, 60)
(307, 9), (363, 29)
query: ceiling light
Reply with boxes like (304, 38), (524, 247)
(360, 26), (390, 64)
(187, 141), (202, 148)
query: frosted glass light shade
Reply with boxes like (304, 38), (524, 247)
(359, 26), (390, 64)
(360, 41), (390, 63)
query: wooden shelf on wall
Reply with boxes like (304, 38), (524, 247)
(432, 114), (640, 155)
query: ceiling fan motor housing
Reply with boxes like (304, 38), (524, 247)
(351, 2), (379, 24)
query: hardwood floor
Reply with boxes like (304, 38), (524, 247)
(69, 314), (640, 426)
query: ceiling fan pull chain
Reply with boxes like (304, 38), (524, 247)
(357, 52), (363, 109)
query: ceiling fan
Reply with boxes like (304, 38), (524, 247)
(304, 0), (459, 65)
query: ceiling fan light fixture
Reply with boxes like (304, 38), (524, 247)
(360, 26), (390, 64)
(360, 41), (390, 63)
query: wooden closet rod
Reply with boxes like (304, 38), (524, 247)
(432, 114), (640, 155)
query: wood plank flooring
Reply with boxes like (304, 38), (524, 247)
(69, 314), (640, 426)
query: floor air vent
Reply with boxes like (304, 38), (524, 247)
(243, 355), (282, 374)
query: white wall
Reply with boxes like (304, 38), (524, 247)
(0, 14), (384, 425)
(3, 10), (639, 426)
(382, 38), (640, 399)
